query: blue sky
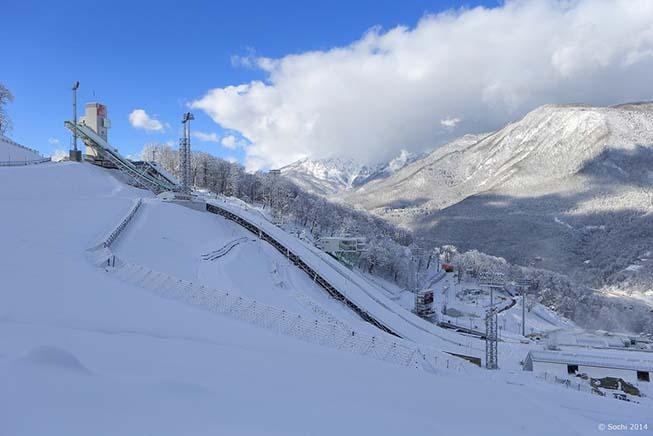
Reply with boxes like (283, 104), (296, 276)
(1, 0), (499, 161)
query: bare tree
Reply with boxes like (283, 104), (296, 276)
(0, 83), (14, 134)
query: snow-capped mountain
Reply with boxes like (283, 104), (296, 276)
(279, 151), (423, 196)
(341, 102), (653, 297)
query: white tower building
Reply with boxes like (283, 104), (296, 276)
(79, 102), (111, 158)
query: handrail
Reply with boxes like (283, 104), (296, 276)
(100, 199), (143, 249)
(87, 198), (143, 267)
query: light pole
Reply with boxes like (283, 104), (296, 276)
(69, 81), (81, 162)
(180, 112), (195, 193)
(517, 278), (533, 337)
(522, 288), (526, 336)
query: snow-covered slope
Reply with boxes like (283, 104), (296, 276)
(342, 103), (653, 294)
(0, 135), (43, 162)
(1, 161), (650, 435)
(345, 103), (653, 212)
(279, 151), (422, 196)
(113, 198), (374, 331)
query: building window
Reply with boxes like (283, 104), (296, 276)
(567, 364), (578, 375)
(637, 371), (650, 382)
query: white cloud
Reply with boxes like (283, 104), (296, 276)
(440, 117), (461, 128)
(221, 135), (237, 149)
(225, 156), (238, 163)
(192, 131), (220, 143)
(222, 134), (248, 150)
(191, 0), (653, 171)
(51, 149), (67, 162)
(48, 137), (60, 145)
(129, 109), (165, 132)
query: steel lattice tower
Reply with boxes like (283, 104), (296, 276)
(180, 112), (194, 193)
(485, 308), (498, 369)
(479, 272), (504, 370)
(516, 278), (533, 337)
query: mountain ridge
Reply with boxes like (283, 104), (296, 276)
(279, 150), (424, 196)
(281, 102), (653, 303)
(343, 102), (653, 299)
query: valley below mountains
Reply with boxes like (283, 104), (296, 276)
(283, 103), (653, 307)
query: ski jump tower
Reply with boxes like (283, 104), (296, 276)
(79, 102), (113, 164)
(65, 102), (180, 194)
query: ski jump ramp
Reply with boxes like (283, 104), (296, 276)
(64, 121), (179, 194)
(63, 118), (481, 362)
(206, 199), (483, 364)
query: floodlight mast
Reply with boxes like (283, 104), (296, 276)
(517, 278), (533, 337)
(180, 112), (195, 193)
(70, 81), (81, 162)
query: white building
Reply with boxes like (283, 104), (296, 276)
(79, 102), (111, 159)
(316, 237), (366, 253)
(523, 350), (652, 383)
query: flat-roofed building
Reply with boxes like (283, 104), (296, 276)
(523, 350), (652, 383)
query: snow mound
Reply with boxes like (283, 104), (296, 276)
(17, 346), (90, 374)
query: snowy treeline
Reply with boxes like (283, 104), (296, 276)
(140, 143), (653, 336)
(141, 144), (425, 289)
(0, 83), (14, 134)
(452, 249), (653, 336)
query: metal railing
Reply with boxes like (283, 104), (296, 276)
(99, 199), (143, 249)
(88, 199), (143, 267)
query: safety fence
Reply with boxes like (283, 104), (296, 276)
(535, 372), (598, 396)
(99, 199), (143, 249)
(88, 198), (142, 267)
(205, 201), (483, 362)
(206, 202), (400, 337)
(0, 157), (51, 167)
(88, 198), (473, 375)
(106, 259), (476, 375)
(293, 291), (354, 334)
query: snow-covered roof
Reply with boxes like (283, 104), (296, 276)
(527, 350), (653, 372)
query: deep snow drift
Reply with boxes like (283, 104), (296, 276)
(0, 161), (650, 435)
